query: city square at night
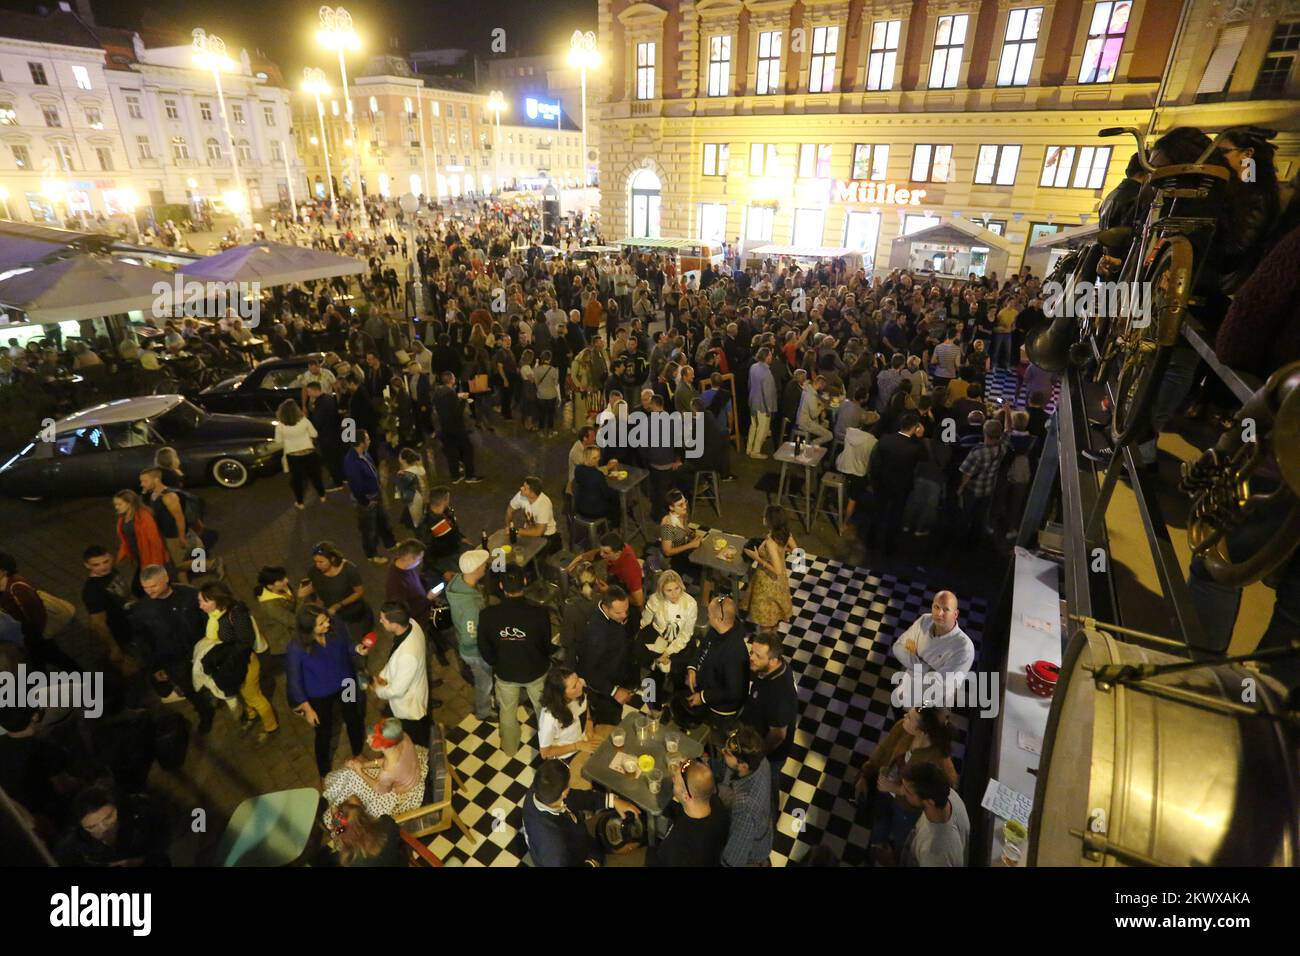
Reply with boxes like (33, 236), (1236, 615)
(0, 0), (1297, 928)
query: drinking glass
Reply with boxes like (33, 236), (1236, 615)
(635, 715), (649, 742)
(610, 729), (626, 748)
(647, 768), (664, 795)
(665, 731), (680, 754)
(1001, 842), (1023, 867)
(647, 710), (661, 738)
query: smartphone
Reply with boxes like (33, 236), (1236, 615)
(428, 581), (447, 597)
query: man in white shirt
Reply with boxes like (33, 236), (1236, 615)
(899, 761), (970, 867)
(506, 476), (560, 554)
(892, 591), (974, 707)
(374, 602), (430, 747)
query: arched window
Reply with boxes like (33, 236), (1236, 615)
(206, 137), (222, 161)
(237, 139), (252, 163)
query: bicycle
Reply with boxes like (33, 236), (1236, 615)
(1090, 126), (1230, 446)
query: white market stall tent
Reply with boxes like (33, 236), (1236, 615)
(888, 219), (1013, 279)
(0, 255), (172, 325)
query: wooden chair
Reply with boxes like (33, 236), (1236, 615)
(393, 721), (477, 845)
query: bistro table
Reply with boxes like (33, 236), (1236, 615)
(215, 787), (323, 867)
(774, 441), (828, 531)
(487, 527), (548, 581)
(689, 528), (750, 605)
(605, 464), (649, 545)
(581, 711), (705, 844)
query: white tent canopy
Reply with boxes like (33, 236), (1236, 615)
(0, 255), (172, 325)
(749, 245), (860, 259)
(1023, 223), (1100, 277)
(178, 241), (364, 287)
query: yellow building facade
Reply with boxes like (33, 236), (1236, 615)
(597, 0), (1299, 273)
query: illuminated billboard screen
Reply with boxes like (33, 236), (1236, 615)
(523, 96), (563, 126)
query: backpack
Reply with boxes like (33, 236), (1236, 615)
(172, 488), (207, 530)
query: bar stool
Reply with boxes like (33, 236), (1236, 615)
(544, 550), (574, 607)
(692, 469), (722, 518)
(571, 515), (609, 550)
(815, 471), (848, 534)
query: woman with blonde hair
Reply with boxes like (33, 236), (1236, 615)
(744, 505), (795, 627)
(559, 561), (603, 667)
(326, 795), (406, 867)
(637, 569), (698, 701)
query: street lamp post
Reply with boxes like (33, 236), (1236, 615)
(193, 29), (253, 234)
(318, 6), (362, 204)
(567, 30), (600, 189)
(487, 90), (506, 195)
(302, 67), (338, 217)
(398, 192), (423, 339)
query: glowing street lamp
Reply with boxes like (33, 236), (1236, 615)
(193, 28), (253, 233)
(302, 67), (338, 215)
(318, 6), (362, 201)
(487, 90), (506, 194)
(567, 30), (600, 187)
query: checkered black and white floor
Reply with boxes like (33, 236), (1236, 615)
(982, 367), (1060, 413)
(425, 553), (987, 866)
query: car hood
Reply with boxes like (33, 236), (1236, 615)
(192, 413), (277, 443)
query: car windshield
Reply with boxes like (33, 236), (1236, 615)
(153, 400), (204, 441)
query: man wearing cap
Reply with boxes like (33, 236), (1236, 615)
(448, 550), (495, 722)
(374, 602), (431, 746)
(477, 568), (552, 756)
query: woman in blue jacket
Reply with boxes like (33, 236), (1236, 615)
(287, 603), (366, 778)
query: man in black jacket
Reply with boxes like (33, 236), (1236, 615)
(130, 564), (214, 733)
(432, 372), (482, 483)
(575, 586), (639, 726)
(306, 382), (345, 490)
(867, 412), (927, 554)
(523, 758), (639, 867)
(677, 596), (749, 734)
(477, 569), (551, 756)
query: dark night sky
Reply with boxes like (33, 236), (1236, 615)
(2, 0), (597, 76)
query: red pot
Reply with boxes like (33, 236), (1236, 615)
(1025, 660), (1060, 697)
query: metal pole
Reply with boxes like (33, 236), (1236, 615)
(212, 67), (251, 233)
(417, 92), (430, 201)
(579, 64), (588, 188)
(282, 144), (297, 221)
(315, 92), (337, 217)
(494, 110), (501, 193)
(338, 47), (361, 201)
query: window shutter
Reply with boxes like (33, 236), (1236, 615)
(1197, 23), (1249, 94)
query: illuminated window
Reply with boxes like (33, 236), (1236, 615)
(930, 15), (968, 89)
(636, 42), (656, 99)
(1040, 145), (1111, 188)
(1078, 1), (1131, 84)
(72, 65), (92, 90)
(707, 35), (732, 96)
(808, 26), (839, 92)
(702, 143), (729, 176)
(974, 144), (1021, 185)
(866, 20), (901, 91)
(851, 144), (889, 181)
(746, 205), (775, 241)
(756, 31), (782, 94)
(11, 144), (32, 168)
(998, 8), (1043, 87)
(798, 143), (832, 179)
(911, 144), (953, 182)
(749, 142), (779, 176)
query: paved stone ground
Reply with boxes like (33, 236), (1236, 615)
(4, 373), (1006, 865)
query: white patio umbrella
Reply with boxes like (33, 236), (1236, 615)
(0, 255), (172, 325)
(178, 240), (363, 288)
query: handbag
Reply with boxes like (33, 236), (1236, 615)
(469, 373), (490, 394)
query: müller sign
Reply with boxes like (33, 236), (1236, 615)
(834, 181), (927, 206)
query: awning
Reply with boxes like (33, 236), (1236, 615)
(0, 255), (172, 325)
(1027, 222), (1099, 250)
(891, 218), (1013, 252)
(749, 245), (860, 259)
(178, 240), (363, 287)
(616, 238), (709, 251)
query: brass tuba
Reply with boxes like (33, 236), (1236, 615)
(1026, 236), (1116, 372)
(1180, 361), (1300, 586)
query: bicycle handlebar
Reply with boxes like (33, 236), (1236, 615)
(1098, 126), (1157, 174)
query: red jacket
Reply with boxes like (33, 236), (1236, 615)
(116, 508), (169, 568)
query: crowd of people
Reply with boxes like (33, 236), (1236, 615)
(3, 121), (1295, 866)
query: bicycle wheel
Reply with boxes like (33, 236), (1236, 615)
(1110, 237), (1194, 446)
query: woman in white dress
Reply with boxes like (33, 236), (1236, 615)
(637, 569), (698, 703)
